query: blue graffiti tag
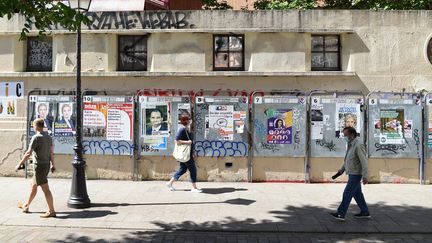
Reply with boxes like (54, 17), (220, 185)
(254, 118), (266, 138)
(194, 140), (248, 157)
(83, 140), (134, 155)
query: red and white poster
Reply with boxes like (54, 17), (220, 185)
(83, 102), (107, 137)
(107, 103), (133, 141)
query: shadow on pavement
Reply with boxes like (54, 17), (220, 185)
(201, 187), (248, 194)
(48, 203), (432, 242)
(91, 198), (256, 208)
(55, 210), (117, 219)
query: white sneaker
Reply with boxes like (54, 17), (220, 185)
(166, 183), (175, 191)
(191, 188), (202, 193)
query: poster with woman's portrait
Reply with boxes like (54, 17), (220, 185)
(335, 103), (361, 138)
(30, 101), (54, 135)
(267, 109), (293, 144)
(54, 102), (76, 137)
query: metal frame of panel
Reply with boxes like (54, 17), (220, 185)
(306, 90), (365, 182)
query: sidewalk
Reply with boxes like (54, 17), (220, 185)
(0, 177), (431, 239)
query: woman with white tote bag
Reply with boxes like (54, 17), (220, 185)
(166, 113), (202, 193)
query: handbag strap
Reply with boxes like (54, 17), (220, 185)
(185, 128), (191, 141)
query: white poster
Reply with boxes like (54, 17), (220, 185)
(311, 104), (324, 140)
(106, 103), (133, 141)
(335, 103), (361, 138)
(209, 105), (234, 141)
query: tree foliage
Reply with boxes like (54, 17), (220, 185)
(254, 0), (432, 10)
(0, 0), (89, 40)
(202, 0), (233, 10)
(254, 0), (317, 10)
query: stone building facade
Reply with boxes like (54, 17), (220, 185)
(0, 10), (431, 183)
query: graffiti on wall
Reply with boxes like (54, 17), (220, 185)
(374, 143), (407, 154)
(85, 11), (194, 30)
(83, 140), (134, 155)
(195, 140), (248, 158)
(292, 108), (302, 150)
(260, 142), (279, 153)
(315, 139), (336, 152)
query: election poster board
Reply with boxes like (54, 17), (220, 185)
(252, 94), (307, 158)
(309, 95), (365, 158)
(28, 95), (77, 154)
(194, 95), (249, 157)
(368, 94), (422, 158)
(82, 95), (134, 156)
(139, 95), (191, 155)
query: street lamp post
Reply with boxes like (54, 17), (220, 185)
(66, 0), (91, 209)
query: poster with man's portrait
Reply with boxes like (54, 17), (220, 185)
(335, 103), (361, 138)
(143, 104), (170, 137)
(54, 102), (76, 136)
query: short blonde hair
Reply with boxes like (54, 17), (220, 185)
(33, 118), (45, 128)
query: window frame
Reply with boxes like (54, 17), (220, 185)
(117, 35), (148, 72)
(213, 34), (245, 71)
(311, 35), (341, 71)
(26, 36), (53, 72)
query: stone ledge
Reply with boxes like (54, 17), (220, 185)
(0, 71), (356, 77)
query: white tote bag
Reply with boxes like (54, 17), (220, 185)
(172, 129), (191, 162)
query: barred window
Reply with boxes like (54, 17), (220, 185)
(118, 35), (147, 71)
(213, 35), (244, 71)
(311, 35), (340, 71)
(27, 37), (52, 72)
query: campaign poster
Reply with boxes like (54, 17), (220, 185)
(106, 102), (133, 141)
(267, 109), (292, 144)
(54, 102), (76, 137)
(143, 104), (170, 137)
(209, 105), (234, 141)
(83, 102), (107, 138)
(335, 103), (361, 138)
(31, 101), (54, 135)
(379, 109), (404, 144)
(310, 103), (324, 140)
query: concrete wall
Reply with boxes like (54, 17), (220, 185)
(0, 11), (431, 183)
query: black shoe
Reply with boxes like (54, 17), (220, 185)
(330, 212), (345, 221)
(354, 212), (371, 219)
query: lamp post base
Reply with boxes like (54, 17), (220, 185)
(67, 161), (91, 209)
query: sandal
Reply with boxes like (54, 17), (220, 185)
(17, 202), (29, 213)
(40, 211), (56, 218)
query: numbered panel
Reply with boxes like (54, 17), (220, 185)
(28, 95), (77, 154)
(83, 95), (134, 156)
(426, 95), (432, 158)
(368, 94), (422, 158)
(310, 95), (365, 158)
(139, 95), (191, 156)
(252, 94), (307, 157)
(194, 95), (249, 157)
